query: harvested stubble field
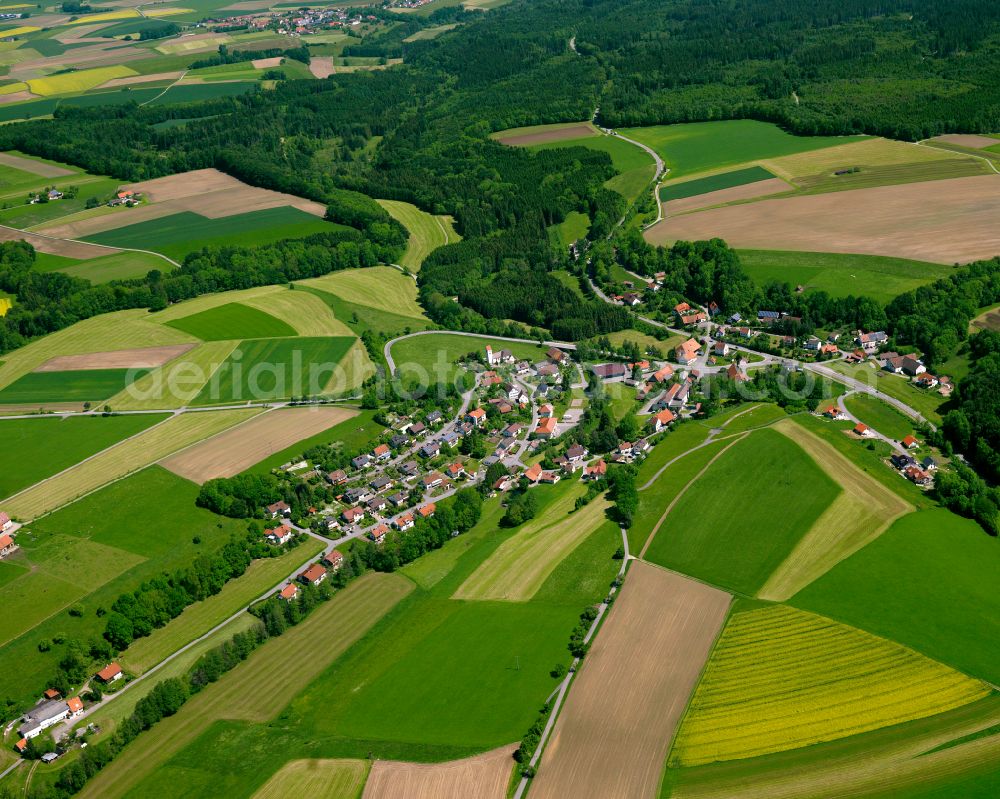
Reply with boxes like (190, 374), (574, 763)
(647, 174), (1000, 264)
(671, 605), (990, 767)
(34, 343), (194, 372)
(0, 223), (121, 259)
(254, 759), (368, 799)
(453, 486), (609, 601)
(530, 562), (731, 799)
(77, 572), (414, 799)
(0, 151), (74, 178)
(928, 134), (1000, 149)
(2, 408), (260, 518)
(362, 745), (516, 799)
(377, 199), (459, 271)
(494, 121), (598, 146)
(162, 406), (358, 482)
(298, 266), (429, 319)
(758, 418), (912, 600)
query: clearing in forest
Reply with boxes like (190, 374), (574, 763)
(493, 121), (599, 145)
(530, 562), (731, 799)
(362, 745), (516, 799)
(671, 605), (991, 767)
(377, 199), (459, 271)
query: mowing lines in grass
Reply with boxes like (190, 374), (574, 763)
(193, 336), (355, 404)
(297, 266), (428, 319)
(252, 759), (368, 799)
(0, 367), (150, 405)
(759, 418), (913, 600)
(377, 199), (459, 271)
(2, 409), (260, 519)
(77, 573), (413, 799)
(454, 485), (609, 601)
(642, 428), (840, 595)
(166, 302), (296, 341)
(363, 745), (515, 799)
(844, 392), (916, 441)
(671, 605), (990, 767)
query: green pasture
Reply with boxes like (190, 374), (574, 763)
(376, 199), (459, 271)
(642, 428), (841, 595)
(84, 207), (345, 261)
(738, 250), (953, 305)
(194, 336), (355, 404)
(0, 413), (167, 499)
(793, 509), (1000, 685)
(297, 286), (434, 341)
(57, 251), (176, 283)
(166, 302), (297, 341)
(550, 210), (590, 250)
(827, 361), (947, 424)
(844, 393), (915, 441)
(0, 368), (150, 404)
(388, 332), (541, 385)
(529, 133), (656, 202)
(147, 81), (257, 105)
(620, 120), (867, 179)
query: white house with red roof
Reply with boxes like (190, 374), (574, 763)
(0, 512), (12, 533)
(0, 532), (18, 559)
(96, 663), (122, 683)
(369, 524), (389, 544)
(298, 563), (327, 585)
(279, 583), (300, 601)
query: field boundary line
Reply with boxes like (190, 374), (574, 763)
(916, 139), (1000, 175)
(140, 69), (188, 107)
(638, 433), (748, 558)
(0, 222), (180, 268)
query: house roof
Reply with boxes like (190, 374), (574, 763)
(535, 417), (557, 434)
(468, 408), (486, 419)
(67, 697), (83, 714)
(0, 533), (14, 550)
(524, 463), (542, 481)
(301, 564), (326, 582)
(418, 503), (436, 517)
(280, 583), (299, 599)
(323, 550), (344, 564)
(854, 423), (868, 433)
(652, 409), (675, 425)
(586, 459), (607, 476)
(373, 444), (390, 456)
(902, 435), (919, 447)
(97, 663), (122, 681)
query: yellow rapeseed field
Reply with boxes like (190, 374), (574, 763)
(0, 25), (39, 37)
(27, 65), (137, 96)
(671, 605), (990, 767)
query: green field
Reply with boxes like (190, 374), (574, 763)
(844, 393), (915, 441)
(194, 336), (355, 404)
(0, 467), (248, 705)
(672, 604), (989, 766)
(297, 266), (429, 320)
(0, 367), (150, 404)
(166, 302), (297, 341)
(388, 333), (542, 384)
(738, 250), (953, 304)
(661, 165), (777, 201)
(246, 408), (384, 474)
(827, 361), (947, 424)
(529, 133), (656, 202)
(793, 509), (1000, 685)
(550, 210), (590, 249)
(642, 429), (841, 594)
(55, 251), (175, 284)
(376, 199), (459, 271)
(0, 414), (167, 499)
(84, 207), (343, 261)
(146, 81), (257, 106)
(620, 120), (867, 179)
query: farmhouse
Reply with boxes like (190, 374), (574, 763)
(536, 362), (560, 378)
(680, 311), (707, 326)
(675, 338), (701, 366)
(593, 363), (627, 380)
(266, 501), (290, 519)
(524, 463), (543, 483)
(726, 363), (749, 382)
(18, 700), (71, 740)
(369, 524), (389, 544)
(758, 310), (781, 324)
(821, 405), (847, 421)
(298, 563), (327, 585)
(279, 583), (300, 601)
(857, 331), (889, 353)
(481, 370), (502, 386)
(0, 532), (18, 559)
(651, 365), (674, 383)
(674, 302), (690, 313)
(0, 512), (11, 532)
(901, 355), (926, 376)
(854, 423), (876, 438)
(97, 663), (123, 683)
(902, 435), (920, 449)
(67, 697), (83, 718)
(547, 347), (565, 363)
(820, 343), (839, 355)
(904, 465), (933, 486)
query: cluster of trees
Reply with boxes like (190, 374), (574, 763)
(567, 606), (599, 659)
(136, 23), (180, 41)
(189, 44), (309, 70)
(932, 460), (1000, 536)
(101, 531), (283, 650)
(607, 465), (638, 528)
(501, 487), (538, 527)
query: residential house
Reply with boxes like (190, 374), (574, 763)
(821, 405), (847, 421)
(420, 442), (441, 458)
(713, 341), (729, 357)
(882, 355), (905, 374)
(902, 435), (920, 449)
(421, 471), (445, 489)
(367, 496), (387, 514)
(372, 444), (391, 461)
(846, 349), (866, 363)
(921, 456), (938, 471)
(441, 431), (461, 446)
(726, 363), (749, 383)
(389, 490), (409, 507)
(515, 360), (532, 374)
(97, 663), (122, 683)
(369, 524), (389, 545)
(446, 462), (467, 480)
(0, 533), (18, 559)
(566, 443), (588, 462)
(264, 525), (293, 546)
(533, 417), (557, 439)
(804, 337), (822, 352)
(901, 356), (926, 377)
(342, 506), (365, 524)
(481, 370), (502, 386)
(501, 382), (522, 401)
(536, 362), (560, 378)
(820, 343), (839, 356)
(758, 310), (781, 324)
(662, 382), (683, 408)
(539, 403), (554, 418)
(326, 469), (348, 486)
(854, 423), (876, 438)
(351, 454), (372, 470)
(266, 501), (290, 519)
(503, 423), (523, 438)
(67, 697), (83, 718)
(370, 476), (393, 492)
(409, 421), (426, 436)
(583, 460), (607, 480)
(651, 365), (674, 383)
(418, 503), (436, 519)
(496, 437), (516, 453)
(708, 301), (720, 316)
(393, 513), (415, 531)
(18, 700), (71, 741)
(389, 434), (409, 449)
(904, 465), (932, 486)
(467, 408), (487, 426)
(426, 410), (443, 425)
(914, 373), (939, 389)
(279, 583), (300, 602)
(622, 292), (642, 306)
(891, 453), (916, 469)
(345, 487), (373, 504)
(728, 313), (742, 324)
(669, 381), (691, 408)
(857, 331), (889, 353)
(298, 563), (327, 585)
(675, 338), (701, 366)
(680, 311), (707, 326)
(539, 471), (561, 484)
(648, 409), (676, 432)
(493, 474), (515, 492)
(524, 463), (543, 483)
(547, 347), (565, 363)
(0, 512), (11, 532)
(738, 327), (752, 339)
(324, 516), (340, 533)
(674, 302), (690, 314)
